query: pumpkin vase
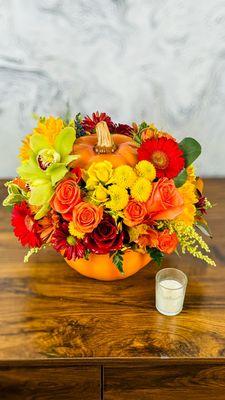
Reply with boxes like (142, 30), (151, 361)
(65, 251), (151, 281)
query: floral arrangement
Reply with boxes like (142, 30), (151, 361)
(3, 112), (215, 274)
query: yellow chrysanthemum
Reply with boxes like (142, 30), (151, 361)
(135, 160), (156, 181)
(91, 184), (109, 204)
(177, 181), (198, 226)
(113, 165), (137, 188)
(34, 116), (64, 145)
(86, 177), (99, 190)
(19, 134), (32, 161)
(107, 185), (129, 211)
(131, 177), (152, 202)
(87, 161), (113, 184)
(68, 221), (85, 239)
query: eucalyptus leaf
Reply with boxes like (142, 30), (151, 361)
(174, 169), (188, 188)
(179, 137), (201, 167)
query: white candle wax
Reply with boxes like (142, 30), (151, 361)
(156, 278), (185, 316)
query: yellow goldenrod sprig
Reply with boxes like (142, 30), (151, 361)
(158, 221), (216, 266)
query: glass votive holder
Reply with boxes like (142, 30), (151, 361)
(155, 268), (188, 316)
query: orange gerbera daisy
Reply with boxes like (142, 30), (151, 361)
(34, 116), (64, 145)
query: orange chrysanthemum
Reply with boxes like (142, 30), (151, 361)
(34, 116), (64, 145)
(38, 210), (60, 243)
(177, 181), (198, 226)
(19, 134), (32, 161)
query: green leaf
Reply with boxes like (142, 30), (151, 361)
(146, 247), (164, 266)
(133, 134), (142, 145)
(139, 121), (148, 131)
(29, 181), (53, 206)
(46, 163), (68, 186)
(179, 137), (201, 167)
(196, 222), (212, 238)
(30, 134), (51, 154)
(54, 127), (75, 158)
(112, 251), (124, 274)
(174, 169), (188, 188)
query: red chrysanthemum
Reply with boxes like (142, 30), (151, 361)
(51, 222), (85, 261)
(114, 123), (133, 136)
(138, 137), (185, 178)
(81, 111), (115, 133)
(11, 201), (42, 248)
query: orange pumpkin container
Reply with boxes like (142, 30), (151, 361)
(66, 121), (151, 281)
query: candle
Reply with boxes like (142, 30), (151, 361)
(155, 268), (188, 316)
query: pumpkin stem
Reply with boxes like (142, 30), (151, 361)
(94, 121), (117, 154)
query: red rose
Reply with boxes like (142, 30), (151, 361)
(84, 214), (124, 254)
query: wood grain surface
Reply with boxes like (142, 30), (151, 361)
(0, 366), (100, 400)
(104, 361), (225, 400)
(0, 179), (225, 363)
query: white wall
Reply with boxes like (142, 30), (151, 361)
(0, 0), (225, 177)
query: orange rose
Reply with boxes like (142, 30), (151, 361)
(51, 178), (81, 221)
(146, 178), (184, 220)
(124, 200), (147, 227)
(157, 229), (178, 254)
(73, 202), (103, 233)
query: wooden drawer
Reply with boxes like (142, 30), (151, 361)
(0, 366), (100, 400)
(104, 362), (225, 400)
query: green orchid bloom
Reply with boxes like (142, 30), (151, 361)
(17, 127), (78, 219)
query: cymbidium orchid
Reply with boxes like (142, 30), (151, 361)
(17, 127), (78, 219)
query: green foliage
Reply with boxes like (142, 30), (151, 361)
(3, 181), (28, 207)
(75, 113), (86, 138)
(174, 169), (188, 188)
(112, 250), (124, 274)
(138, 121), (148, 131)
(179, 137), (201, 167)
(133, 121), (148, 145)
(146, 247), (164, 266)
(24, 245), (47, 263)
(196, 221), (212, 238)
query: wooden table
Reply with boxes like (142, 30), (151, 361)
(0, 179), (225, 399)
